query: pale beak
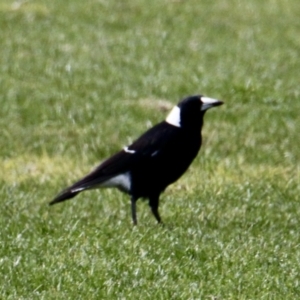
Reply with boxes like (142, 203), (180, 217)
(201, 97), (224, 111)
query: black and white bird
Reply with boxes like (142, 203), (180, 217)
(50, 95), (223, 225)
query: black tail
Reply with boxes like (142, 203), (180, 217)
(49, 158), (112, 206)
(49, 188), (79, 206)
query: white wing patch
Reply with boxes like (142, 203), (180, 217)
(100, 172), (131, 192)
(71, 187), (85, 193)
(123, 146), (136, 154)
(71, 173), (131, 193)
(165, 106), (181, 128)
(151, 150), (159, 157)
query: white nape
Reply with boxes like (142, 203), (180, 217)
(100, 172), (131, 192)
(201, 97), (219, 111)
(123, 146), (136, 154)
(165, 106), (181, 128)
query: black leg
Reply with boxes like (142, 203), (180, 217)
(149, 194), (162, 224)
(131, 196), (137, 225)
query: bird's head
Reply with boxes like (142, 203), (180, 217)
(166, 95), (223, 128)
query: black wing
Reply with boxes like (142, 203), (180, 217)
(50, 122), (180, 204)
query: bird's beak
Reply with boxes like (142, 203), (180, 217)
(201, 97), (224, 111)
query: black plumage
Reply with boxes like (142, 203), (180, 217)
(50, 95), (223, 224)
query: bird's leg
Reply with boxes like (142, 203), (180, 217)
(149, 195), (162, 224)
(131, 196), (138, 225)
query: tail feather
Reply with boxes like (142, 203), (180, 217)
(50, 160), (118, 206)
(49, 188), (79, 205)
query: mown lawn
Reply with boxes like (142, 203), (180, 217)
(1, 0), (300, 298)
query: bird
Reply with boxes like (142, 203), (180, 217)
(50, 95), (223, 225)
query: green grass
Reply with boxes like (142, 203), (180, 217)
(1, 0), (300, 298)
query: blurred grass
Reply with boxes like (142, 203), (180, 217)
(1, 0), (300, 298)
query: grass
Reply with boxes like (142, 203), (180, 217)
(1, 0), (300, 298)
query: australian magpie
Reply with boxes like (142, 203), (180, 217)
(50, 95), (223, 225)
